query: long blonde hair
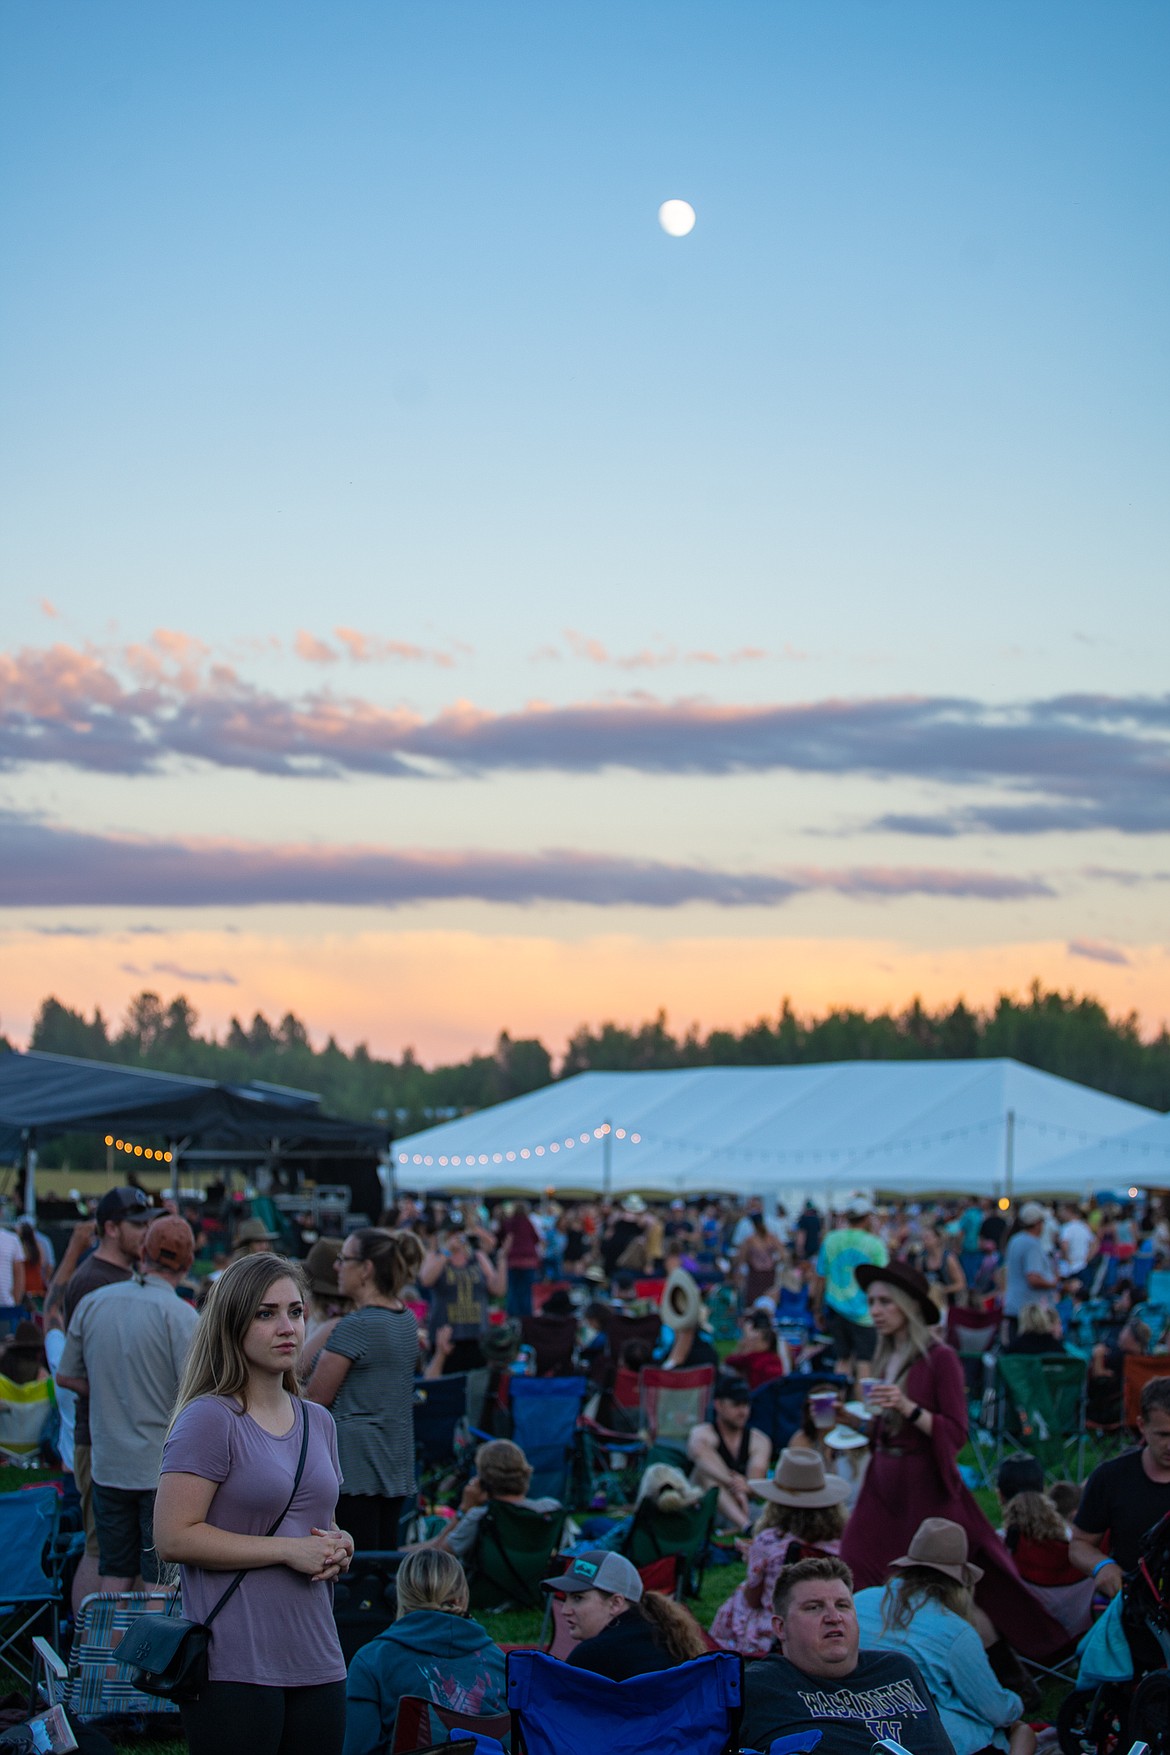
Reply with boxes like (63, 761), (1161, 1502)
(880, 1565), (972, 1634)
(872, 1282), (936, 1378)
(871, 1281), (936, 1436)
(171, 1253), (308, 1425)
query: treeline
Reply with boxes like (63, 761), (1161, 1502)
(12, 983), (1170, 1150)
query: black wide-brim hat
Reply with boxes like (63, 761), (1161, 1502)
(855, 1260), (940, 1326)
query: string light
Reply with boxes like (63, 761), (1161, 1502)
(103, 1135), (172, 1163)
(396, 1107), (1166, 1172)
(397, 1123), (643, 1170)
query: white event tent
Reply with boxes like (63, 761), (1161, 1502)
(1019, 1107), (1170, 1198)
(393, 1060), (1158, 1205)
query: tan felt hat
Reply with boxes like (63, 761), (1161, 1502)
(889, 1517), (984, 1586)
(749, 1446), (850, 1508)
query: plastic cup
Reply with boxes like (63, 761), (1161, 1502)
(810, 1390), (837, 1430)
(859, 1377), (880, 1406)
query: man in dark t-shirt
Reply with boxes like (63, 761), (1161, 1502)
(740, 1556), (955, 1755)
(1069, 1375), (1170, 1593)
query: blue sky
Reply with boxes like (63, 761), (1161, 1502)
(1, 2), (1167, 1059)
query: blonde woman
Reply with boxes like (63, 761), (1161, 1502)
(154, 1253), (353, 1755)
(854, 1518), (1034, 1755)
(836, 1261), (1065, 1664)
(343, 1550), (506, 1755)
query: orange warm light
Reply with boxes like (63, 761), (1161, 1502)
(108, 1138), (173, 1164)
(997, 1197), (1011, 1211)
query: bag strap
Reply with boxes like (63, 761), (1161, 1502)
(203, 1399), (312, 1629)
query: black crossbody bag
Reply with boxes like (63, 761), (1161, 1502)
(117, 1401), (311, 1702)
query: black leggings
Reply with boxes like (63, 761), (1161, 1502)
(336, 1491), (405, 1551)
(181, 1680), (345, 1755)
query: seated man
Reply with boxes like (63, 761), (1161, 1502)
(433, 1438), (561, 1567)
(739, 1556), (956, 1755)
(1068, 1374), (1170, 1595)
(687, 1374), (771, 1531)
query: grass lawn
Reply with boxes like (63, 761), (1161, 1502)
(4, 1459), (1073, 1749)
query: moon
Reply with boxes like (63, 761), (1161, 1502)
(658, 199), (696, 237)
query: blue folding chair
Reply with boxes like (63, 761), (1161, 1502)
(508, 1376), (588, 1504)
(412, 1373), (469, 1508)
(507, 1648), (743, 1755)
(749, 1372), (848, 1456)
(774, 1284), (815, 1340)
(0, 1486), (66, 1695)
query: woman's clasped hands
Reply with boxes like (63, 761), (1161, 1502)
(284, 1527), (355, 1583)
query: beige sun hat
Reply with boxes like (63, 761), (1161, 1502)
(889, 1517), (984, 1586)
(749, 1447), (850, 1508)
(659, 1266), (704, 1330)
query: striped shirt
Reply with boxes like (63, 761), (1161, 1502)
(325, 1305), (418, 1497)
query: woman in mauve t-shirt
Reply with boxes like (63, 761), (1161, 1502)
(155, 1254), (354, 1755)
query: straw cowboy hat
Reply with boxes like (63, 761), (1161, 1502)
(854, 1259), (939, 1327)
(659, 1267), (705, 1331)
(889, 1517), (984, 1586)
(622, 1194), (647, 1215)
(749, 1447), (850, 1508)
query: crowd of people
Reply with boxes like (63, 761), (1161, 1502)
(4, 1178), (1168, 1755)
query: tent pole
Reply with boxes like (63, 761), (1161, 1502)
(169, 1141), (180, 1202)
(1004, 1108), (1015, 1207)
(603, 1119), (612, 1199)
(22, 1132), (37, 1219)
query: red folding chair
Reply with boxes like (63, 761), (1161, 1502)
(391, 1695), (511, 1752)
(640, 1365), (715, 1459)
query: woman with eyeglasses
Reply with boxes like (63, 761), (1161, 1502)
(307, 1228), (424, 1551)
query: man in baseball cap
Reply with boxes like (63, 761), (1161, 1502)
(58, 1214), (198, 1593)
(542, 1551), (672, 1679)
(1002, 1201), (1058, 1340)
(58, 1184), (154, 1605)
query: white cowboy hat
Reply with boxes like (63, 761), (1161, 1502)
(659, 1266), (704, 1330)
(824, 1424), (870, 1452)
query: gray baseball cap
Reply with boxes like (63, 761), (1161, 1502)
(541, 1550), (643, 1601)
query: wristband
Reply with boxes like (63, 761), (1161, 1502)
(906, 1405), (924, 1425)
(1091, 1557), (1114, 1578)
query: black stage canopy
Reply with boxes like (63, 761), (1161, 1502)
(0, 1050), (389, 1161)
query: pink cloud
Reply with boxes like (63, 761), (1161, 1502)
(295, 630), (339, 664)
(333, 627), (457, 667)
(38, 598), (59, 619)
(0, 810), (1053, 908)
(1, 638), (1167, 834)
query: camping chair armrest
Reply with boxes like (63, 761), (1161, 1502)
(31, 1635), (68, 1707)
(580, 1416), (645, 1448)
(31, 1637), (67, 1680)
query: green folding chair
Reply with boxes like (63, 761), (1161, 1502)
(468, 1500), (569, 1611)
(992, 1354), (1089, 1484)
(620, 1485), (718, 1598)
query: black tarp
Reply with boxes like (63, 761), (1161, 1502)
(0, 1050), (388, 1160)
